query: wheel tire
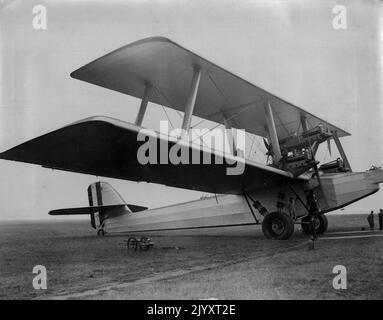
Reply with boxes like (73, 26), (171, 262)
(262, 212), (295, 240)
(127, 237), (138, 251)
(139, 237), (150, 251)
(301, 214), (328, 235)
(97, 229), (105, 237)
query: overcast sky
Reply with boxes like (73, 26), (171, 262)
(0, 0), (382, 221)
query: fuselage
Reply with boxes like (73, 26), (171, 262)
(101, 169), (383, 234)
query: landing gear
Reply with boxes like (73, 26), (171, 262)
(262, 211), (295, 240)
(97, 228), (105, 236)
(301, 214), (328, 235)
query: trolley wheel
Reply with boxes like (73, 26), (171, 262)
(139, 237), (150, 251)
(127, 237), (138, 251)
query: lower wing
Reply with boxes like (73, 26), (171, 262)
(0, 116), (306, 194)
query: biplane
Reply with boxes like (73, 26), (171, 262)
(1, 37), (382, 239)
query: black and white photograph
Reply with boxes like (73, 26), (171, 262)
(0, 0), (383, 304)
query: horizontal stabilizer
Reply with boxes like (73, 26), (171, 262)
(49, 204), (126, 215)
(127, 204), (148, 213)
(49, 204), (148, 215)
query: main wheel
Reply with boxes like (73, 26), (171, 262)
(301, 214), (328, 235)
(262, 212), (295, 240)
(97, 229), (105, 237)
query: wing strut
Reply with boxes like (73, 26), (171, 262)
(333, 131), (352, 171)
(135, 82), (152, 126)
(264, 101), (282, 163)
(223, 115), (237, 156)
(181, 67), (202, 138)
(300, 114), (308, 132)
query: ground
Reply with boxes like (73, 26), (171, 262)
(0, 214), (382, 300)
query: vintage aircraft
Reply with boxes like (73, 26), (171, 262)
(1, 37), (382, 239)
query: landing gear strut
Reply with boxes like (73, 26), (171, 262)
(302, 189), (325, 239)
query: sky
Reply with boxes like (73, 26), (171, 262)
(0, 0), (382, 221)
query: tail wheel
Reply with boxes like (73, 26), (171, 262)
(97, 229), (105, 237)
(301, 214), (328, 235)
(262, 212), (295, 240)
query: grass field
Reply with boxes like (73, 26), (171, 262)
(0, 213), (382, 300)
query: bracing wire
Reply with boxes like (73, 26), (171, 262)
(161, 105), (175, 131)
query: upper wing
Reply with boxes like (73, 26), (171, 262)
(0, 117), (307, 195)
(71, 37), (350, 140)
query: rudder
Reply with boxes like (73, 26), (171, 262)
(88, 181), (126, 230)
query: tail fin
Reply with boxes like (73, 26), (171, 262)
(49, 181), (147, 231)
(87, 181), (126, 207)
(87, 181), (147, 212)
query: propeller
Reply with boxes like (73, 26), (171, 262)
(263, 138), (273, 155)
(263, 138), (273, 164)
